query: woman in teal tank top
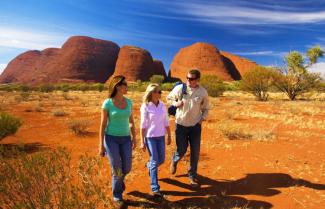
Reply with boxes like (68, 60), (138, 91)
(99, 75), (136, 207)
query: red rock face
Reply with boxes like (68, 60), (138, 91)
(170, 42), (234, 81)
(170, 42), (258, 81)
(111, 46), (166, 82)
(0, 50), (42, 83)
(221, 51), (258, 78)
(0, 36), (119, 85)
(152, 60), (167, 78)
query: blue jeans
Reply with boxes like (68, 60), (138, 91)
(104, 134), (132, 201)
(145, 136), (165, 192)
(172, 123), (201, 179)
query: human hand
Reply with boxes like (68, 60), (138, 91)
(167, 135), (171, 145)
(131, 137), (136, 149)
(140, 141), (146, 151)
(99, 146), (106, 157)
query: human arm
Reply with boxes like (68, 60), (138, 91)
(129, 111), (136, 149)
(99, 109), (108, 156)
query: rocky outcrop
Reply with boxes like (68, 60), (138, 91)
(170, 42), (258, 81)
(170, 42), (234, 81)
(152, 60), (167, 78)
(221, 51), (258, 78)
(111, 46), (166, 82)
(0, 36), (120, 85)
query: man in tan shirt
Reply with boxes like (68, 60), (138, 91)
(167, 69), (209, 187)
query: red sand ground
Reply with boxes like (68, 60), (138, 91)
(1, 91), (324, 208)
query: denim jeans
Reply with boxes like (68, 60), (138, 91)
(104, 134), (132, 201)
(172, 123), (201, 179)
(145, 136), (165, 192)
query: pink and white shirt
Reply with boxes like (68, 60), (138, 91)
(140, 100), (169, 138)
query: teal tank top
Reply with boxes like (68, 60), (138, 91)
(101, 97), (132, 136)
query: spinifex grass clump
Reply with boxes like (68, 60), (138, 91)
(68, 119), (91, 136)
(0, 147), (113, 209)
(0, 112), (22, 140)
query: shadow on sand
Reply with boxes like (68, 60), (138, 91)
(127, 173), (325, 208)
(0, 142), (49, 159)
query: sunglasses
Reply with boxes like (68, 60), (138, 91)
(187, 77), (198, 81)
(153, 90), (162, 94)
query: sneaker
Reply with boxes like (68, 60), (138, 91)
(189, 177), (199, 188)
(170, 161), (177, 175)
(113, 199), (125, 209)
(152, 191), (163, 197)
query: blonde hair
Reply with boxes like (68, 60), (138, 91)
(143, 83), (160, 104)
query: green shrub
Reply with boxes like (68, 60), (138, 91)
(94, 83), (105, 92)
(56, 83), (71, 92)
(0, 147), (113, 208)
(240, 66), (276, 101)
(200, 75), (226, 97)
(150, 75), (165, 84)
(274, 71), (321, 100)
(224, 81), (241, 91)
(161, 82), (175, 91)
(128, 80), (148, 92)
(318, 81), (325, 92)
(274, 46), (324, 100)
(39, 84), (55, 93)
(0, 112), (22, 140)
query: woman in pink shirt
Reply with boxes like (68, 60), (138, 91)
(140, 83), (171, 196)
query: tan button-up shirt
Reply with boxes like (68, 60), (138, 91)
(167, 84), (209, 127)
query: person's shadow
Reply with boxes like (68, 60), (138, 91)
(127, 173), (325, 208)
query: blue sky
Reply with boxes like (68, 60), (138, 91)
(1, 0), (325, 76)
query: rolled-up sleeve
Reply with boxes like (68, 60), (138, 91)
(166, 85), (181, 106)
(140, 104), (148, 129)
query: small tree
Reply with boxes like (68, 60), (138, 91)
(241, 66), (275, 101)
(200, 75), (226, 97)
(150, 75), (165, 84)
(274, 45), (324, 100)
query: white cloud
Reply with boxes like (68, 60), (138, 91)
(308, 62), (325, 78)
(0, 63), (7, 75)
(0, 27), (66, 50)
(232, 51), (286, 57)
(163, 2), (325, 25)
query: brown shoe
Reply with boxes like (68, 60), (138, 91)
(170, 161), (177, 175)
(189, 177), (199, 188)
(152, 191), (163, 197)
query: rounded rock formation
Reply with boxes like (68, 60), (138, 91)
(0, 36), (120, 85)
(111, 46), (165, 82)
(170, 42), (235, 81)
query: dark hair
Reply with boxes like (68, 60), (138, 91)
(188, 69), (201, 79)
(108, 75), (126, 98)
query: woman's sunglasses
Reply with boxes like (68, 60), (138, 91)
(153, 90), (162, 94)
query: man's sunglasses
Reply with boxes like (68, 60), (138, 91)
(187, 77), (198, 81)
